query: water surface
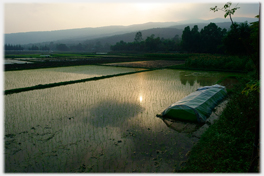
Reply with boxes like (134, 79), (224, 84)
(5, 65), (145, 90)
(5, 68), (241, 172)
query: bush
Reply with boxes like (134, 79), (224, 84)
(185, 54), (253, 72)
(180, 79), (259, 172)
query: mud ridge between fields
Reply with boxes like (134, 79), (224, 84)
(4, 69), (155, 95)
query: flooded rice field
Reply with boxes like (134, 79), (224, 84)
(5, 59), (34, 65)
(5, 65), (145, 90)
(5, 66), (241, 172)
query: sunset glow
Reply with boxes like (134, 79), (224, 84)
(4, 2), (259, 34)
(134, 3), (163, 11)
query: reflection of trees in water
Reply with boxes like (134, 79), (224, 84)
(180, 77), (188, 85)
(187, 76), (196, 86)
(196, 77), (217, 86)
(179, 71), (217, 86)
(179, 71), (196, 86)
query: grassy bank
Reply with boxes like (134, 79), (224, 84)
(167, 54), (255, 73)
(167, 64), (246, 73)
(179, 75), (259, 172)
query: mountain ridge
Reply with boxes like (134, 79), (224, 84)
(5, 17), (257, 45)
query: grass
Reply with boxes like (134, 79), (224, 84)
(216, 75), (242, 84)
(184, 54), (255, 72)
(144, 53), (194, 60)
(167, 54), (255, 73)
(179, 76), (259, 172)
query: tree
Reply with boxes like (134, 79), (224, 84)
(76, 43), (84, 51)
(134, 31), (143, 43)
(210, 2), (251, 55)
(190, 25), (201, 53)
(49, 42), (55, 50)
(29, 45), (39, 50)
(172, 34), (180, 43)
(249, 15), (260, 78)
(70, 43), (84, 51)
(145, 34), (161, 52)
(181, 26), (192, 52)
(173, 35), (181, 51)
(181, 25), (201, 53)
(110, 40), (127, 51)
(95, 41), (102, 51)
(4, 44), (23, 50)
(41, 45), (50, 51)
(210, 2), (240, 26)
(56, 44), (69, 51)
(222, 22), (251, 55)
(249, 15), (259, 55)
(200, 23), (226, 53)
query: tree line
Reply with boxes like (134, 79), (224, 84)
(111, 21), (256, 56)
(5, 44), (23, 51)
(110, 32), (181, 53)
(4, 42), (110, 52)
(5, 21), (256, 56)
(182, 22), (254, 55)
(4, 44), (50, 51)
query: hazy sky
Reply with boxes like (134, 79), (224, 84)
(4, 1), (260, 34)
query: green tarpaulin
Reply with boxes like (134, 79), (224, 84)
(158, 84), (227, 123)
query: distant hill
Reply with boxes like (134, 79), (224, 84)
(75, 22), (238, 47)
(83, 28), (183, 45)
(5, 22), (179, 45)
(5, 17), (257, 45)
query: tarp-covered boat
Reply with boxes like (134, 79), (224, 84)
(157, 84), (227, 123)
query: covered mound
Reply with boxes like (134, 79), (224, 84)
(157, 84), (227, 123)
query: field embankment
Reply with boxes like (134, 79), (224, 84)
(4, 53), (188, 71)
(179, 75), (259, 172)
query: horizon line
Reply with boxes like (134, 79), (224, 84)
(4, 16), (256, 35)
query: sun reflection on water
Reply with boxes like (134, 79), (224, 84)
(139, 96), (143, 102)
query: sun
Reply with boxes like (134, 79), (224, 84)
(134, 3), (161, 11)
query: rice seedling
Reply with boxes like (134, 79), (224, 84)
(4, 67), (242, 172)
(5, 65), (146, 90)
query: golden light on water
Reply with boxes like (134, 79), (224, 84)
(139, 96), (143, 102)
